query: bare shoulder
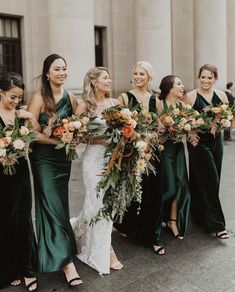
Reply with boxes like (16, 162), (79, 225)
(75, 99), (87, 115)
(184, 89), (197, 106)
(214, 89), (228, 103)
(28, 91), (43, 105)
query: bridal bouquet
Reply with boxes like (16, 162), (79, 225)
(91, 105), (163, 224)
(44, 114), (100, 160)
(202, 103), (234, 136)
(0, 119), (35, 175)
(158, 103), (208, 146)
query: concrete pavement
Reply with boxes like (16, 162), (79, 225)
(3, 133), (235, 292)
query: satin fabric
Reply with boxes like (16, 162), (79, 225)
(114, 92), (163, 245)
(30, 90), (77, 273)
(188, 92), (225, 232)
(0, 117), (38, 289)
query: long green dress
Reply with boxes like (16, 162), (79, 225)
(30, 89), (77, 273)
(159, 100), (190, 237)
(188, 92), (226, 232)
(0, 117), (38, 289)
(114, 92), (163, 246)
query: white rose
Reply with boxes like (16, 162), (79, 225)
(220, 119), (231, 128)
(0, 149), (6, 157)
(185, 104), (192, 109)
(72, 121), (82, 129)
(184, 123), (191, 131)
(13, 139), (25, 150)
(136, 140), (147, 151)
(196, 118), (204, 125)
(81, 117), (89, 125)
(211, 107), (221, 114)
(173, 108), (180, 115)
(220, 104), (228, 111)
(20, 126), (30, 136)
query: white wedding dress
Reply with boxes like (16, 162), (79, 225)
(70, 101), (114, 275)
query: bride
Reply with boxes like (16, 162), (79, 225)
(70, 67), (123, 275)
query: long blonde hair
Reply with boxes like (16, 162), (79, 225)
(82, 66), (110, 116)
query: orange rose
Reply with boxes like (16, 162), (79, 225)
(121, 125), (134, 139)
(53, 126), (64, 137)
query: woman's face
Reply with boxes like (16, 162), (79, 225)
(133, 66), (149, 88)
(171, 77), (185, 99)
(95, 70), (112, 94)
(199, 69), (216, 91)
(47, 58), (68, 85)
(0, 86), (23, 110)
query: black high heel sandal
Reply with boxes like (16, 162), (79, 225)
(65, 276), (83, 288)
(166, 219), (183, 239)
(25, 279), (38, 292)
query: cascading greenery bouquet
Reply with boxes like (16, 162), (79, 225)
(91, 105), (164, 224)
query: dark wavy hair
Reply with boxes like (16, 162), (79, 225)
(158, 75), (177, 100)
(40, 53), (67, 116)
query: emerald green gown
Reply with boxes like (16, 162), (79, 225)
(114, 92), (163, 246)
(30, 90), (77, 273)
(188, 92), (226, 232)
(0, 117), (38, 289)
(159, 100), (190, 237)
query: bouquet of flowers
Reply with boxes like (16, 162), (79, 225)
(43, 114), (100, 160)
(158, 103), (208, 146)
(201, 103), (234, 136)
(91, 105), (163, 224)
(0, 119), (35, 175)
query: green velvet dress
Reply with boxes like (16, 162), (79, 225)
(159, 100), (190, 237)
(188, 92), (226, 232)
(114, 92), (163, 246)
(30, 90), (77, 273)
(0, 117), (38, 289)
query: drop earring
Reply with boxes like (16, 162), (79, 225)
(47, 75), (49, 81)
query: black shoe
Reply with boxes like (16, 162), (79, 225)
(166, 219), (183, 239)
(66, 277), (83, 288)
(153, 245), (165, 255)
(25, 280), (38, 292)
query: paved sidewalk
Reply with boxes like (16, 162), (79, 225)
(3, 134), (235, 292)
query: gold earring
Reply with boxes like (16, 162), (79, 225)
(47, 75), (49, 81)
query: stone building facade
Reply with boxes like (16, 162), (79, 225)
(0, 0), (235, 98)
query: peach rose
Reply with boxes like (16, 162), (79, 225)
(13, 139), (25, 150)
(121, 125), (134, 139)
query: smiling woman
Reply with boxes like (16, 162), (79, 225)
(183, 64), (229, 240)
(27, 54), (83, 288)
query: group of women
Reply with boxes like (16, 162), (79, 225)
(0, 54), (229, 290)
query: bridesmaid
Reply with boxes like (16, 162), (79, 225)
(183, 64), (229, 239)
(27, 54), (82, 287)
(0, 72), (38, 291)
(156, 75), (190, 239)
(113, 61), (164, 255)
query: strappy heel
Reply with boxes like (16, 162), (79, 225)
(24, 279), (38, 292)
(166, 219), (183, 240)
(153, 245), (165, 255)
(110, 249), (123, 270)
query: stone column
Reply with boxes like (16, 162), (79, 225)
(134, 0), (172, 91)
(227, 0), (235, 90)
(171, 0), (194, 91)
(194, 0), (227, 89)
(47, 0), (94, 93)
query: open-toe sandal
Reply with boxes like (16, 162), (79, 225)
(25, 280), (38, 292)
(216, 231), (229, 240)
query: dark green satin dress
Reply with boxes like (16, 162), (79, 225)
(188, 92), (225, 232)
(159, 100), (190, 237)
(114, 92), (163, 246)
(30, 90), (77, 273)
(0, 117), (38, 289)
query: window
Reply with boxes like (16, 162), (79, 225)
(0, 15), (22, 77)
(94, 26), (106, 67)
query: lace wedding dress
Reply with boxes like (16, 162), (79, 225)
(70, 101), (114, 275)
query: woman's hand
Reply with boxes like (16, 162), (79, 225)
(16, 109), (34, 120)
